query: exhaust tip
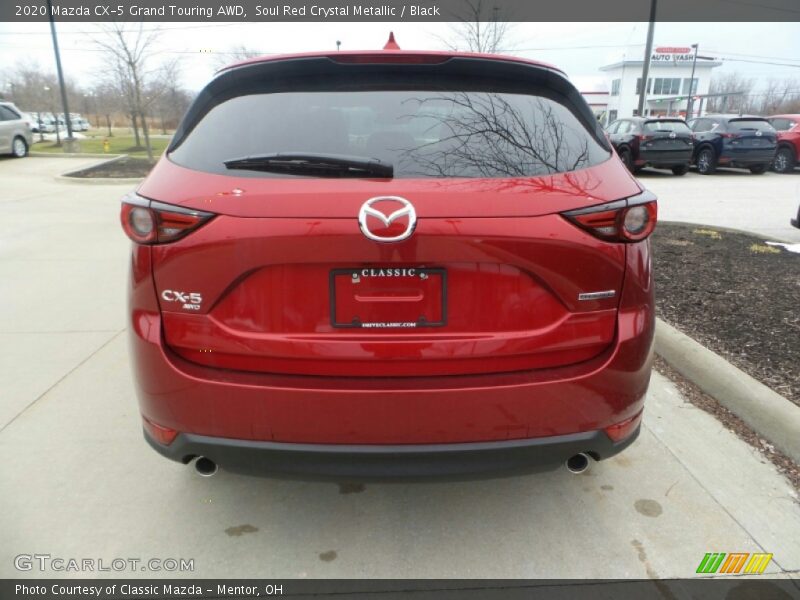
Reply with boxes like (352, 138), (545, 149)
(194, 456), (218, 477)
(566, 453), (591, 474)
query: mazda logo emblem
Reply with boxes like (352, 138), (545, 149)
(358, 196), (417, 243)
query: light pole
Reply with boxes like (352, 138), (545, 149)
(46, 0), (77, 150)
(43, 85), (60, 145)
(637, 0), (658, 117)
(336, 40), (341, 51)
(686, 43), (699, 118)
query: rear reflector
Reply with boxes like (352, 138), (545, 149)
(121, 193), (214, 244)
(561, 189), (657, 243)
(142, 415), (178, 445)
(605, 410), (643, 442)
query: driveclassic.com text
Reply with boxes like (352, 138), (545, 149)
(15, 584), (284, 597)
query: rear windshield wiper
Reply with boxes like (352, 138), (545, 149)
(224, 153), (393, 178)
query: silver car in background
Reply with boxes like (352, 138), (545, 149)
(0, 102), (33, 157)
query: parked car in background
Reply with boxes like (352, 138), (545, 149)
(0, 102), (33, 157)
(687, 115), (777, 175)
(122, 43), (656, 479)
(606, 117), (693, 175)
(767, 114), (799, 173)
(20, 112), (39, 132)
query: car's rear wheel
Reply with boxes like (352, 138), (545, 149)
(619, 148), (634, 172)
(748, 164), (768, 175)
(671, 164), (689, 176)
(11, 136), (28, 158)
(772, 147), (796, 173)
(696, 148), (716, 175)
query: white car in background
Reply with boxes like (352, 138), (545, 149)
(0, 102), (33, 157)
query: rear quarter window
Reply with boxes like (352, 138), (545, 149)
(169, 64), (610, 179)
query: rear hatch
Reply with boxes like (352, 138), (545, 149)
(726, 118), (777, 155)
(640, 119), (693, 160)
(139, 54), (641, 378)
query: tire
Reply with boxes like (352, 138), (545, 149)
(772, 147), (796, 173)
(619, 148), (634, 173)
(748, 164), (768, 175)
(671, 164), (690, 176)
(696, 147), (717, 175)
(11, 136), (28, 158)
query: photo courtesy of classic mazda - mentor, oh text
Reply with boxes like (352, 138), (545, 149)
(120, 35), (657, 480)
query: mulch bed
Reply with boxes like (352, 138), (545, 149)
(651, 222), (799, 407)
(67, 156), (153, 178)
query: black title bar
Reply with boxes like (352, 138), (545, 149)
(3, 0), (800, 22)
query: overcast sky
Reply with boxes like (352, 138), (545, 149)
(0, 21), (798, 92)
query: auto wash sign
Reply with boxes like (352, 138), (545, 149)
(651, 47), (694, 62)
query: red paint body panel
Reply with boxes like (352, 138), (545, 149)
(771, 115), (800, 160)
(127, 237), (653, 444)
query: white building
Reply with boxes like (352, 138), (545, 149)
(600, 47), (722, 123)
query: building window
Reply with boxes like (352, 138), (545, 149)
(652, 78), (681, 95)
(682, 78), (698, 95)
(635, 78), (652, 95)
(611, 79), (621, 96)
(609, 110), (618, 122)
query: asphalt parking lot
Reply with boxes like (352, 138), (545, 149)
(1, 157), (799, 580)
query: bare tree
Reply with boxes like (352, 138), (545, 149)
(94, 23), (164, 162)
(437, 0), (514, 54)
(758, 78), (800, 115)
(92, 82), (121, 136)
(148, 59), (192, 135)
(707, 72), (755, 114)
(212, 45), (263, 70)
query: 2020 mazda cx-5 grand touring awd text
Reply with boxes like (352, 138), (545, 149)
(122, 40), (657, 479)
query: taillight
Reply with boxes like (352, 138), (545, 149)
(562, 190), (657, 243)
(639, 134), (653, 141)
(120, 192), (214, 244)
(720, 132), (738, 139)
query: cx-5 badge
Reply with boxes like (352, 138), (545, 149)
(358, 196), (417, 243)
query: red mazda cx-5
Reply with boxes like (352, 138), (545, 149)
(122, 40), (656, 479)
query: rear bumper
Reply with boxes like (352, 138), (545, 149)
(719, 150), (775, 165)
(638, 149), (692, 167)
(145, 425), (641, 480)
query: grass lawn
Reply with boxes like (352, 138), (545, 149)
(32, 132), (171, 159)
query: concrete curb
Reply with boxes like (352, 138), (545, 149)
(654, 318), (800, 464)
(52, 154), (144, 185)
(30, 151), (123, 159)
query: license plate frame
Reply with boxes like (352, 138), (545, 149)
(329, 267), (447, 329)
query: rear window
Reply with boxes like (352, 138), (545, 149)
(643, 120), (690, 133)
(728, 119), (773, 132)
(170, 78), (609, 179)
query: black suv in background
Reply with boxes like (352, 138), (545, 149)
(687, 115), (777, 175)
(606, 117), (693, 175)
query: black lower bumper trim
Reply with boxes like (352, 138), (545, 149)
(145, 426), (640, 481)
